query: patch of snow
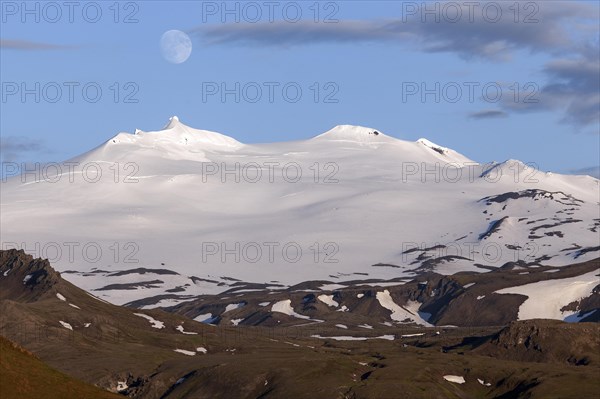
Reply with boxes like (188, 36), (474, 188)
(224, 302), (245, 313)
(23, 274), (32, 284)
(335, 324), (348, 329)
(59, 321), (73, 330)
(401, 333), (425, 338)
(311, 334), (395, 341)
(258, 302), (270, 307)
(133, 313), (165, 329)
(230, 289), (261, 294)
(476, 295), (486, 300)
(117, 381), (128, 391)
(319, 283), (346, 291)
(56, 293), (66, 301)
(3, 269), (10, 276)
(175, 325), (198, 335)
(196, 347), (207, 354)
(337, 305), (349, 312)
(317, 294), (339, 307)
(463, 283), (475, 289)
(495, 269), (599, 320)
(356, 293), (364, 298)
(84, 323), (91, 328)
(271, 299), (310, 319)
(193, 313), (218, 324)
(173, 349), (196, 356)
(376, 290), (432, 326)
(231, 318), (244, 326)
(358, 324), (373, 329)
(140, 297), (193, 309)
(69, 303), (80, 309)
(360, 281), (407, 287)
(477, 378), (492, 386)
(443, 375), (465, 384)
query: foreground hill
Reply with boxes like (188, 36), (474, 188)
(1, 249), (599, 398)
(0, 336), (121, 399)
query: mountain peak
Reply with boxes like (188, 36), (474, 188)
(0, 249), (61, 302)
(104, 117), (243, 154)
(313, 125), (391, 143)
(163, 115), (180, 130)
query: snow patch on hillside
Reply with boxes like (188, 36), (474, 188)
(443, 375), (465, 384)
(317, 294), (339, 307)
(224, 302), (245, 313)
(173, 349), (196, 356)
(495, 270), (599, 320)
(133, 313), (165, 329)
(59, 321), (73, 330)
(176, 325), (198, 335)
(271, 299), (310, 320)
(376, 290), (432, 326)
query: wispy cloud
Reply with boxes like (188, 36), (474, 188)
(468, 110), (508, 119)
(192, 2), (597, 60)
(500, 49), (600, 129)
(192, 2), (598, 129)
(0, 137), (48, 162)
(567, 166), (600, 179)
(0, 39), (74, 50)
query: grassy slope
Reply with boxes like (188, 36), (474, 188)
(0, 336), (121, 399)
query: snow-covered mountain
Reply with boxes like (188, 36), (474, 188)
(1, 117), (598, 306)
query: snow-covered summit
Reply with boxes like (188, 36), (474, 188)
(77, 117), (244, 162)
(2, 118), (598, 305)
(163, 115), (181, 130)
(72, 119), (476, 165)
(312, 125), (393, 143)
(121, 116), (243, 149)
(308, 125), (473, 164)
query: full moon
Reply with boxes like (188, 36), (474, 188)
(160, 30), (192, 64)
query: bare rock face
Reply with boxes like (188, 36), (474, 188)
(0, 249), (61, 302)
(476, 320), (600, 365)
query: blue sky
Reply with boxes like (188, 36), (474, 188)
(1, 1), (599, 176)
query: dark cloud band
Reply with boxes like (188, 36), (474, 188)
(0, 39), (73, 50)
